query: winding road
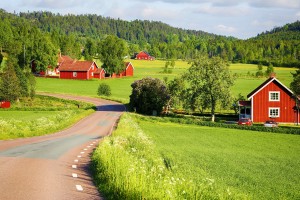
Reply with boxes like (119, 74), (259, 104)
(0, 94), (125, 200)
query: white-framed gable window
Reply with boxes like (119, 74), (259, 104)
(73, 72), (77, 77)
(269, 107), (280, 118)
(269, 91), (280, 101)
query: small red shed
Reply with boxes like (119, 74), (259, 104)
(135, 51), (155, 60)
(94, 68), (106, 79)
(59, 60), (98, 80)
(120, 62), (134, 77)
(242, 77), (299, 124)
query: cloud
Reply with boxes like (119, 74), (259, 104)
(19, 0), (91, 9)
(215, 24), (237, 33)
(249, 0), (300, 9)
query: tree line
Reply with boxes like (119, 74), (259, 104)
(1, 9), (299, 72)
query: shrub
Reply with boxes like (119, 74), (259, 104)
(97, 83), (111, 97)
(129, 77), (169, 115)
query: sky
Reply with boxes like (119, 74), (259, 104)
(1, 0), (300, 39)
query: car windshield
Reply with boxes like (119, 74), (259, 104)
(240, 119), (249, 122)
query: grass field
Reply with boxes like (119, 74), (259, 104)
(37, 60), (297, 102)
(92, 113), (300, 199)
(0, 95), (95, 140)
(137, 116), (300, 199)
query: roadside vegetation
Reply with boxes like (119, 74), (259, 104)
(92, 113), (300, 200)
(0, 95), (95, 140)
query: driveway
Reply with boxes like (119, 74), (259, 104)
(0, 94), (125, 200)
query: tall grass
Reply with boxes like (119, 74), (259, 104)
(0, 95), (95, 140)
(92, 113), (244, 199)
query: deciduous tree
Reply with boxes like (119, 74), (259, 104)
(99, 35), (128, 75)
(184, 56), (234, 122)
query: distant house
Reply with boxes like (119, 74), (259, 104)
(135, 51), (155, 60)
(59, 60), (99, 80)
(239, 76), (300, 124)
(94, 68), (106, 79)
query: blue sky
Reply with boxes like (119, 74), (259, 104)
(1, 0), (300, 39)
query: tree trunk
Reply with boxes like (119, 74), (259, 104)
(211, 99), (216, 122)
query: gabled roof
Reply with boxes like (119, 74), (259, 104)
(58, 55), (73, 64)
(124, 62), (134, 70)
(59, 60), (97, 72)
(247, 77), (294, 99)
(94, 68), (106, 74)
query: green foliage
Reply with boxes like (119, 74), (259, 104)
(1, 10), (300, 67)
(0, 59), (21, 101)
(168, 77), (186, 109)
(184, 56), (234, 121)
(290, 69), (300, 96)
(265, 63), (274, 77)
(99, 35), (128, 75)
(97, 83), (111, 97)
(231, 93), (246, 114)
(130, 77), (169, 115)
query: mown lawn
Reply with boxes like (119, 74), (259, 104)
(136, 116), (300, 200)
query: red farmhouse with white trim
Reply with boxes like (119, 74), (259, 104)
(59, 60), (99, 80)
(135, 51), (155, 60)
(239, 77), (299, 124)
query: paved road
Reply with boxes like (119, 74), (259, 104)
(0, 94), (125, 200)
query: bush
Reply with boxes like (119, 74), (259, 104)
(97, 83), (111, 97)
(129, 77), (169, 115)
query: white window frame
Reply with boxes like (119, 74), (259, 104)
(73, 72), (77, 77)
(269, 107), (280, 118)
(269, 91), (280, 101)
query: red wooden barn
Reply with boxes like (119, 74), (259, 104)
(120, 62), (134, 76)
(239, 77), (300, 124)
(94, 68), (106, 79)
(59, 60), (99, 80)
(135, 51), (155, 60)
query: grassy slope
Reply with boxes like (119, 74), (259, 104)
(137, 116), (300, 199)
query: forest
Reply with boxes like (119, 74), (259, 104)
(0, 9), (300, 73)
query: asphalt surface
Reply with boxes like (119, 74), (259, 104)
(0, 94), (125, 200)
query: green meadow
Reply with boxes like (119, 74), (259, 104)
(37, 60), (297, 102)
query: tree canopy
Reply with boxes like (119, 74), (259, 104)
(183, 56), (234, 121)
(130, 77), (169, 115)
(99, 35), (128, 75)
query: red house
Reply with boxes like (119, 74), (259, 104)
(59, 60), (99, 80)
(239, 77), (300, 124)
(94, 68), (106, 79)
(135, 51), (155, 60)
(120, 62), (134, 77)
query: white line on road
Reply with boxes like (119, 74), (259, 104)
(87, 146), (91, 148)
(84, 148), (87, 150)
(80, 152), (85, 154)
(72, 173), (78, 178)
(72, 165), (77, 169)
(90, 144), (94, 146)
(74, 159), (78, 162)
(76, 185), (83, 191)
(77, 155), (81, 158)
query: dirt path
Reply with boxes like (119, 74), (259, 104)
(0, 94), (125, 200)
